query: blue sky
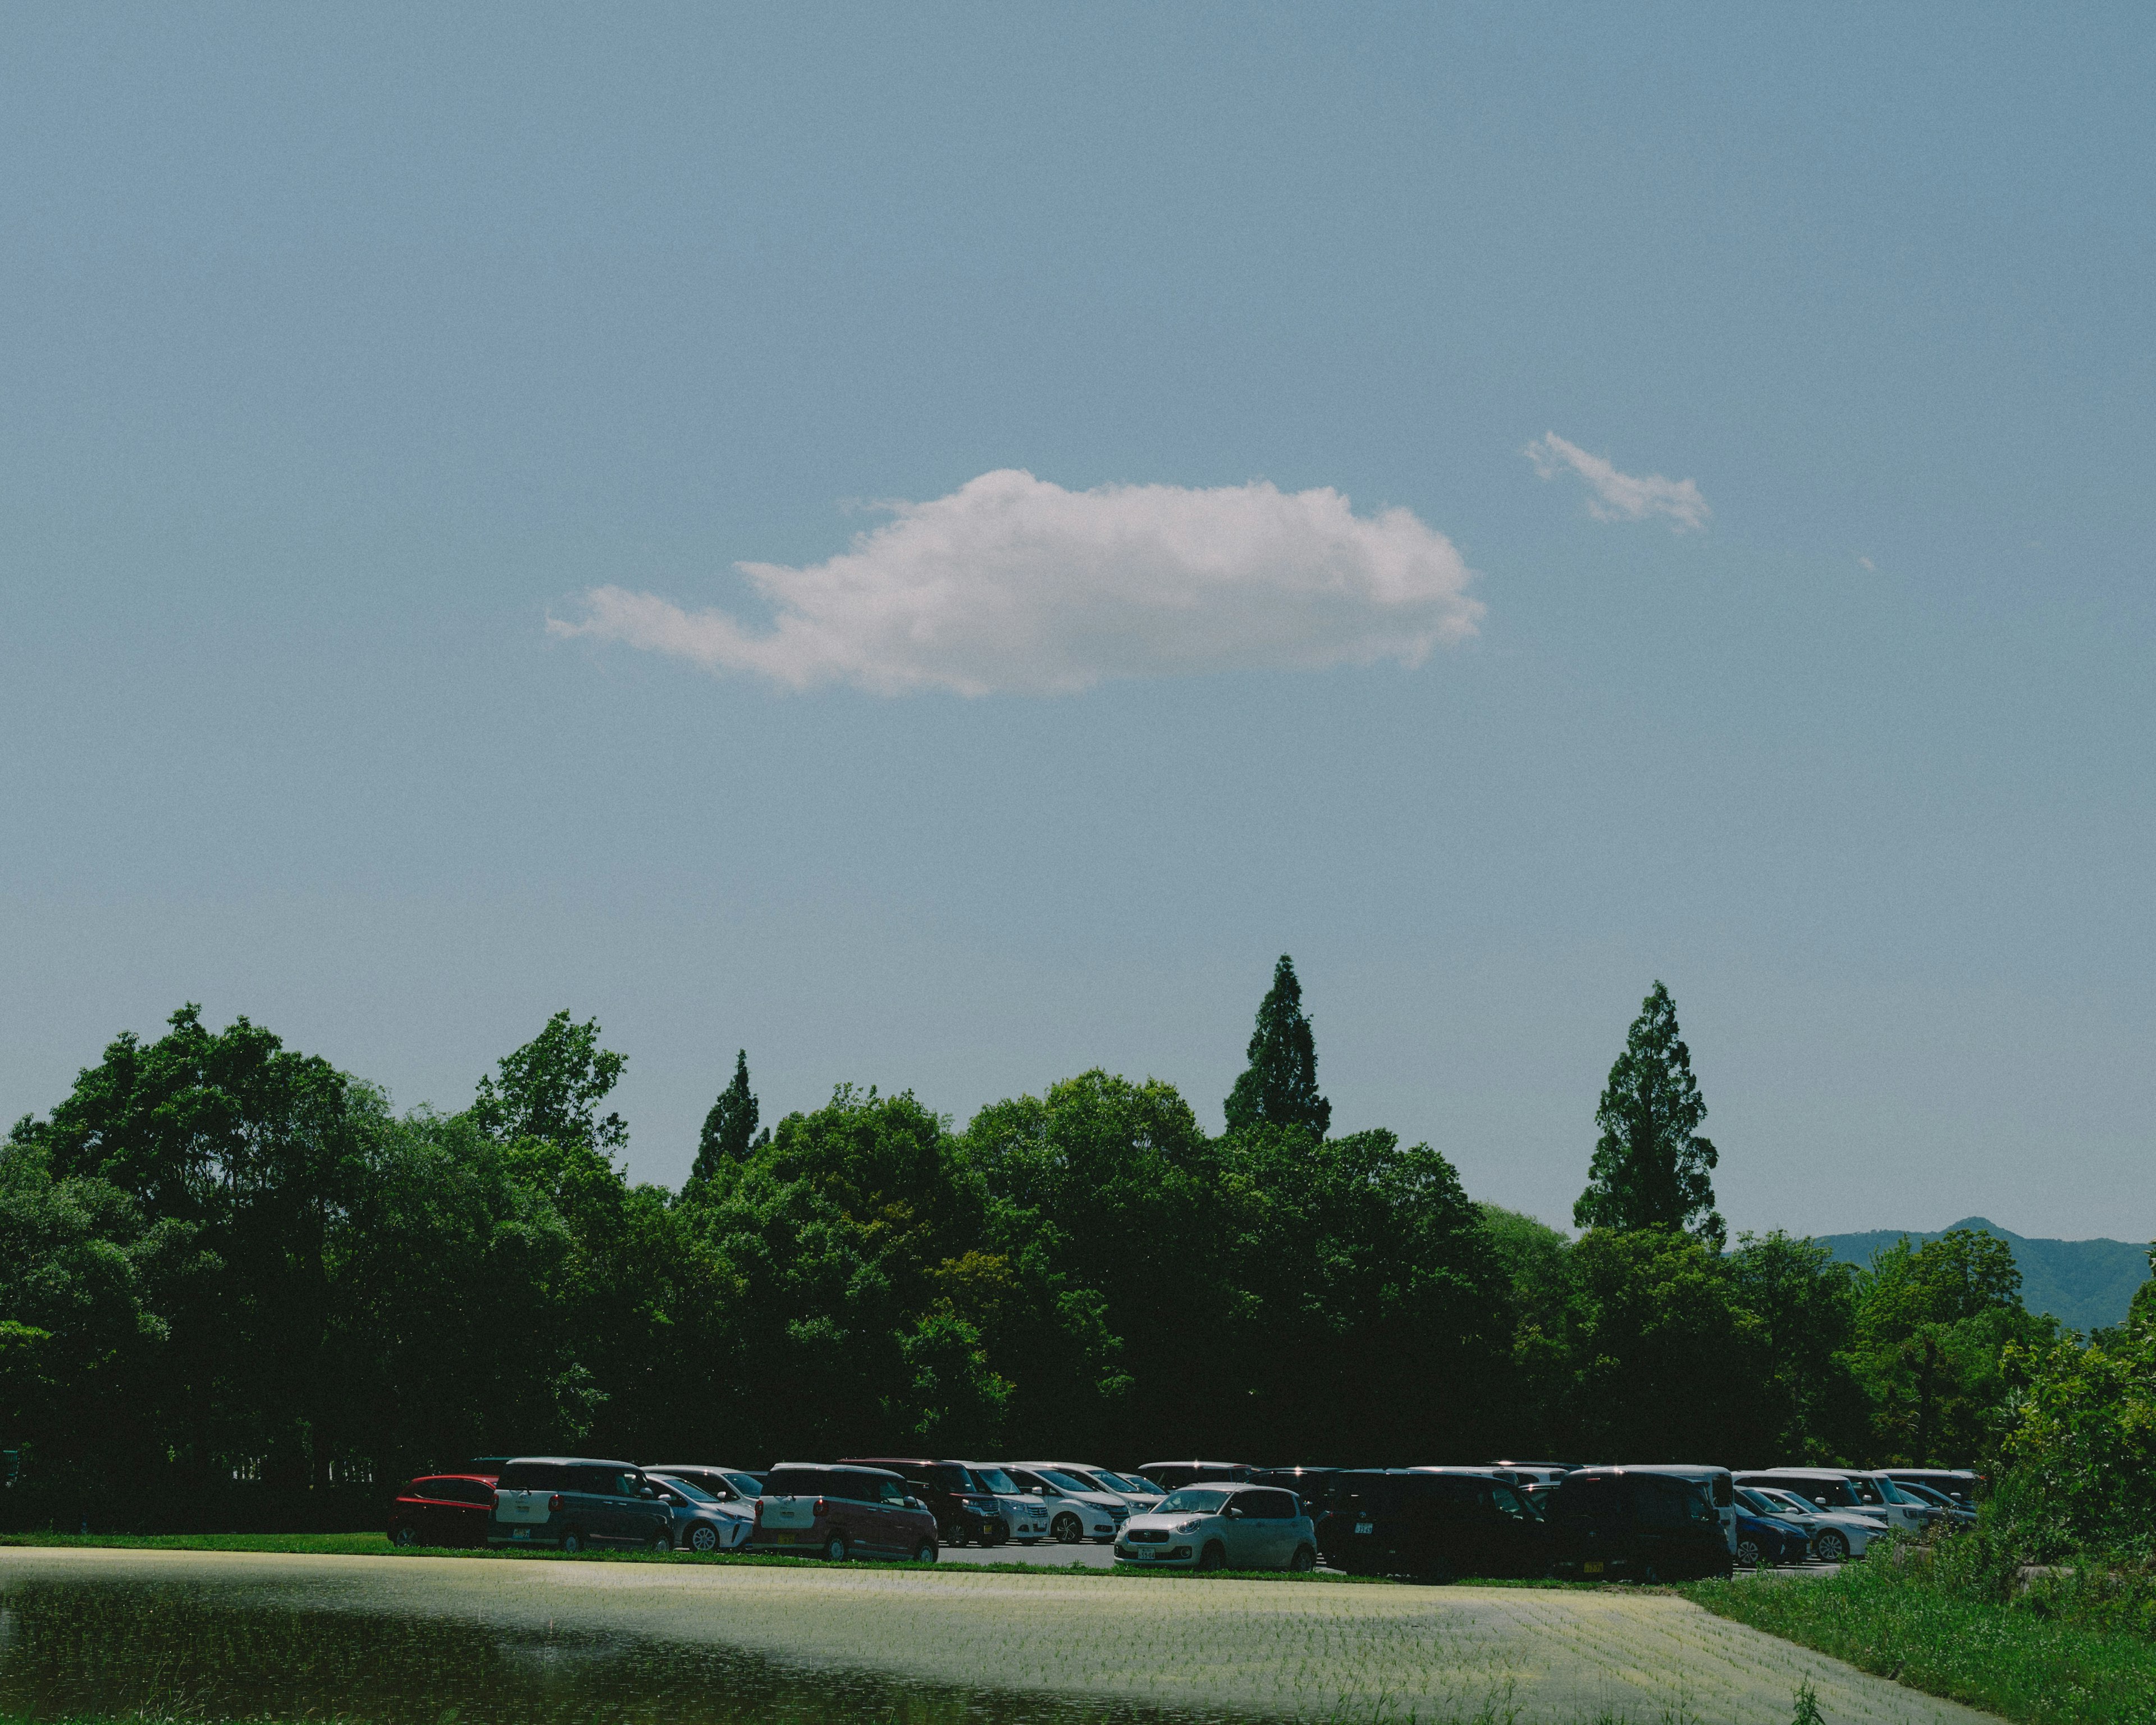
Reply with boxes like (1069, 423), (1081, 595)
(3, 3), (2150, 1241)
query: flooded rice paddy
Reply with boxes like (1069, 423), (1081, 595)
(0, 1549), (1991, 1725)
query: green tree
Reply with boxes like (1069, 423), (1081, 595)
(2129, 1245), (2154, 1329)
(1574, 982), (1724, 1249)
(1855, 1228), (2034, 1465)
(471, 1010), (626, 1158)
(1223, 955), (1331, 1138)
(691, 1049), (760, 1185)
(1725, 1231), (1869, 1464)
(2000, 1316), (2156, 1550)
(1562, 1226), (1771, 1460)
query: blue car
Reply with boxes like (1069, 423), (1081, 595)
(1734, 1507), (1809, 1568)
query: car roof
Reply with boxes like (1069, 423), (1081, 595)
(641, 1463), (757, 1473)
(1138, 1459), (1252, 1468)
(1568, 1464), (1730, 1479)
(409, 1473), (496, 1484)
(769, 1461), (903, 1480)
(502, 1455), (642, 1470)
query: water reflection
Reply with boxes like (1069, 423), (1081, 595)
(0, 1580), (1175, 1725)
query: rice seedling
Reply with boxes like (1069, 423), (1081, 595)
(1, 1549), (1991, 1724)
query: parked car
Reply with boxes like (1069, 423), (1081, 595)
(1893, 1478), (1977, 1527)
(1043, 1463), (1158, 1514)
(1087, 1468), (1167, 1511)
(1006, 1465), (1127, 1542)
(839, 1457), (1010, 1546)
(1115, 1482), (1317, 1571)
(387, 1473), (497, 1548)
(1483, 1462), (1579, 1504)
(1546, 1466), (1736, 1582)
(489, 1457), (673, 1553)
(646, 1470), (755, 1553)
(1881, 1468), (1984, 1509)
(640, 1462), (766, 1504)
(1732, 1500), (1810, 1568)
(954, 1461), (1053, 1544)
(1737, 1469), (1915, 1537)
(1250, 1467), (1345, 1514)
(1317, 1468), (1547, 1581)
(1744, 1485), (1883, 1562)
(1138, 1460), (1255, 1492)
(748, 1463), (939, 1563)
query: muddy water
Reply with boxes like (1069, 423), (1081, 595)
(0, 1576), (1167, 1725)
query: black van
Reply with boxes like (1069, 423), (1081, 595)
(1546, 1466), (1735, 1581)
(1317, 1468), (1547, 1580)
(488, 1456), (673, 1551)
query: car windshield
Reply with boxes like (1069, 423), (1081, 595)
(652, 1474), (716, 1503)
(1101, 1472), (1152, 1493)
(1127, 1475), (1165, 1495)
(1155, 1488), (1230, 1515)
(973, 1467), (1021, 1494)
(722, 1473), (761, 1499)
(1037, 1470), (1094, 1494)
(1875, 1478), (1920, 1504)
(1898, 1481), (1950, 1507)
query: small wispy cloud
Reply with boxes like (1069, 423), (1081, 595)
(1525, 432), (1710, 533)
(550, 468), (1483, 696)
(1857, 555), (1876, 572)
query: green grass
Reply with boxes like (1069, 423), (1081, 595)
(1683, 1563), (2156, 1725)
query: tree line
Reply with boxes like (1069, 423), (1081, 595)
(1, 960), (2132, 1527)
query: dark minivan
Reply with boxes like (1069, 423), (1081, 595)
(840, 1457), (1008, 1546)
(1318, 1469), (1547, 1580)
(489, 1456), (673, 1552)
(749, 1463), (940, 1563)
(1546, 1466), (1735, 1582)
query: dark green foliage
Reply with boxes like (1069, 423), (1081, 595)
(1821, 1218), (2152, 1333)
(1854, 1227), (2041, 1466)
(692, 1050), (760, 1186)
(471, 1011), (626, 1158)
(1574, 982), (1724, 1249)
(1223, 955), (1331, 1139)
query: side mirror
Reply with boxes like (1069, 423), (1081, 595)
(1224, 1506), (1244, 1518)
(639, 1485), (659, 1499)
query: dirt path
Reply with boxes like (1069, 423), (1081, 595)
(0, 1546), (1995, 1724)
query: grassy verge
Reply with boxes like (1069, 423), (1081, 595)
(1683, 1559), (2156, 1725)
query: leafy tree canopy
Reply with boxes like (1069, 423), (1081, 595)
(1574, 982), (1724, 1249)
(1223, 954), (1331, 1139)
(692, 1049), (761, 1185)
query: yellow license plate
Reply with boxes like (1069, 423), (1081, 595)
(769, 1531), (794, 1543)
(1584, 1560), (1604, 1575)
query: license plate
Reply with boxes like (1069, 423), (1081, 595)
(1584, 1559), (1604, 1575)
(1355, 1521), (1373, 1534)
(511, 1528), (530, 1540)
(769, 1531), (794, 1544)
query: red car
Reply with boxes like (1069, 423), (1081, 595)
(387, 1473), (499, 1548)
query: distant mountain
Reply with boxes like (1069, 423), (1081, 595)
(1819, 1217), (2152, 1334)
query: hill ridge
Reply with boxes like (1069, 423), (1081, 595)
(1819, 1216), (2150, 1333)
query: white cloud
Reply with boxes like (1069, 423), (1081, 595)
(1525, 432), (1710, 532)
(550, 468), (1483, 696)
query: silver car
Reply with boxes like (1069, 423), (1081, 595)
(1746, 1485), (1883, 1562)
(1114, 1481), (1318, 1572)
(647, 1470), (755, 1553)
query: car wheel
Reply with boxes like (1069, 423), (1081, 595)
(651, 1531), (674, 1553)
(1815, 1530), (1848, 1563)
(559, 1531), (584, 1554)
(390, 1526), (420, 1549)
(913, 1539), (938, 1564)
(1736, 1537), (1763, 1568)
(688, 1523), (721, 1554)
(822, 1532), (849, 1563)
(1198, 1541), (1227, 1572)
(1052, 1512), (1082, 1544)
(1289, 1544), (1317, 1573)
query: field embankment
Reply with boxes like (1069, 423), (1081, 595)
(1, 1546), (1990, 1725)
(1685, 1560), (2156, 1725)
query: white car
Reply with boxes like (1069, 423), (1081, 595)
(1007, 1464), (1126, 1543)
(1087, 1468), (1167, 1512)
(1747, 1485), (1884, 1562)
(1049, 1463), (1163, 1514)
(958, 1462), (1054, 1544)
(647, 1471), (756, 1552)
(1115, 1481), (1318, 1572)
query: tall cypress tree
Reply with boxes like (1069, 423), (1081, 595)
(1574, 982), (1725, 1248)
(691, 1049), (759, 1186)
(1223, 955), (1332, 1138)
